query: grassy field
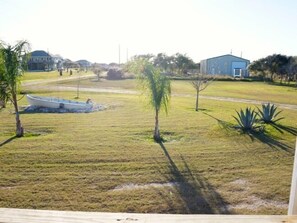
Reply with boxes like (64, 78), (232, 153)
(51, 77), (297, 105)
(0, 83), (297, 214)
(172, 81), (297, 105)
(21, 70), (93, 82)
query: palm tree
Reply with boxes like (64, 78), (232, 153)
(132, 59), (171, 142)
(0, 40), (31, 137)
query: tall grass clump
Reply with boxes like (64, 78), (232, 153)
(257, 103), (284, 123)
(233, 107), (258, 131)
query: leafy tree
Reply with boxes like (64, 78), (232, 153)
(266, 54), (289, 82)
(174, 53), (196, 75)
(286, 56), (297, 85)
(128, 53), (198, 77)
(249, 54), (290, 82)
(0, 40), (31, 137)
(248, 58), (268, 80)
(153, 53), (174, 74)
(132, 54), (155, 62)
(191, 73), (214, 111)
(0, 53), (6, 108)
(129, 58), (171, 142)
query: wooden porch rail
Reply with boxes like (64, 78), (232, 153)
(0, 208), (297, 223)
(0, 138), (296, 222)
(289, 139), (297, 215)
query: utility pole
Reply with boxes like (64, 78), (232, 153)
(126, 48), (129, 63)
(76, 69), (81, 99)
(118, 44), (121, 65)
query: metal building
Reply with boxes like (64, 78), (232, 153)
(200, 54), (250, 77)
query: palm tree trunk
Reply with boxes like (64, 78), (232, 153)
(12, 93), (23, 137)
(154, 108), (161, 142)
(195, 89), (199, 111)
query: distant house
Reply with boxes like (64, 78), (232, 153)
(52, 54), (64, 70)
(76, 60), (92, 68)
(63, 59), (80, 71)
(28, 50), (58, 71)
(200, 54), (250, 77)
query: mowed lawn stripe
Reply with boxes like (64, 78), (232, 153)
(0, 91), (296, 214)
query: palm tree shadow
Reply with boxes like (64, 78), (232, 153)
(158, 142), (230, 214)
(0, 136), (17, 147)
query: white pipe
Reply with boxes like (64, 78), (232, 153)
(288, 138), (297, 215)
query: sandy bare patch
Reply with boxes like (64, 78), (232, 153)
(112, 182), (179, 191)
(222, 179), (288, 211)
(230, 179), (249, 186)
(228, 195), (288, 210)
(228, 179), (250, 192)
(0, 186), (16, 190)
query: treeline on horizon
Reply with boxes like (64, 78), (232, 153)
(120, 53), (297, 85)
(123, 53), (199, 76)
(248, 54), (297, 84)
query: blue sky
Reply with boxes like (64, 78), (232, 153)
(1, 0), (297, 63)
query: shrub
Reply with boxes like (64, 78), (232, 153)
(233, 107), (258, 131)
(106, 69), (124, 80)
(257, 103), (284, 123)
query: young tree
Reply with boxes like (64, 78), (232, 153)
(129, 58), (171, 142)
(191, 73), (214, 111)
(91, 63), (103, 81)
(0, 40), (31, 137)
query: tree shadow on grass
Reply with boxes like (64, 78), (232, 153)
(247, 130), (294, 154)
(267, 81), (297, 89)
(0, 136), (17, 148)
(270, 123), (297, 136)
(203, 112), (295, 154)
(184, 107), (212, 112)
(202, 112), (234, 132)
(157, 142), (230, 214)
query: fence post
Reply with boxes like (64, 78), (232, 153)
(288, 138), (297, 215)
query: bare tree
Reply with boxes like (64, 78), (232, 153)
(191, 73), (214, 111)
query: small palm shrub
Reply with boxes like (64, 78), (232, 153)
(257, 103), (283, 123)
(233, 107), (258, 131)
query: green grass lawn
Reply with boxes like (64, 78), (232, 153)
(0, 90), (296, 214)
(172, 81), (297, 105)
(21, 70), (94, 82)
(50, 77), (297, 105)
